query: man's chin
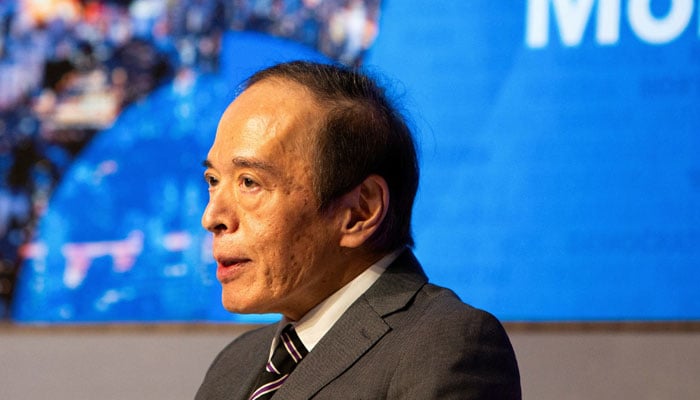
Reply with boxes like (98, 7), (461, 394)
(221, 295), (265, 315)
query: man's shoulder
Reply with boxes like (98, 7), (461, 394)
(339, 272), (521, 399)
(419, 281), (488, 315)
(372, 250), (506, 330)
(398, 280), (502, 330)
(388, 281), (521, 397)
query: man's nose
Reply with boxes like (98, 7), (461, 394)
(201, 191), (237, 235)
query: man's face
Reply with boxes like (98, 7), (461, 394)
(202, 79), (346, 320)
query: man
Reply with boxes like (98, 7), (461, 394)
(196, 61), (521, 399)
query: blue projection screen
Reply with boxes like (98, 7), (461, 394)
(3, 1), (699, 323)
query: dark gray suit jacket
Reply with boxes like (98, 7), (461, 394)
(195, 250), (521, 399)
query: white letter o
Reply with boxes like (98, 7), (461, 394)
(628, 0), (694, 44)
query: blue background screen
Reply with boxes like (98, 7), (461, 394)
(4, 1), (699, 323)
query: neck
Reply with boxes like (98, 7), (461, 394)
(281, 248), (392, 321)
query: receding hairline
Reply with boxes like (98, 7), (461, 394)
(248, 75), (330, 106)
(242, 76), (334, 140)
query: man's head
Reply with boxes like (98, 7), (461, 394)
(201, 61), (419, 320)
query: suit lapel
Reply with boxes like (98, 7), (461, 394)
(274, 250), (428, 399)
(275, 297), (389, 399)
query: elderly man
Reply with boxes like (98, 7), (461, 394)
(196, 61), (520, 400)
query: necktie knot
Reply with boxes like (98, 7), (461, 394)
(266, 324), (307, 374)
(248, 325), (308, 400)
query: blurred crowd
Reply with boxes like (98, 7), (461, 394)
(0, 0), (381, 318)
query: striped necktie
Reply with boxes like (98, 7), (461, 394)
(248, 325), (308, 400)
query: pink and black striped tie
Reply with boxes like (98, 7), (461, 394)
(248, 325), (308, 400)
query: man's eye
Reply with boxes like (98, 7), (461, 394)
(205, 175), (218, 187)
(242, 177), (257, 188)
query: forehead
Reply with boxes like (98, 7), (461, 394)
(210, 79), (322, 166)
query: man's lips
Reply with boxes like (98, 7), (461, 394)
(215, 258), (251, 282)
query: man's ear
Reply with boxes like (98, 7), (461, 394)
(337, 175), (389, 249)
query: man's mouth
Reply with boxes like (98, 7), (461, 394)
(218, 257), (250, 267)
(215, 257), (251, 282)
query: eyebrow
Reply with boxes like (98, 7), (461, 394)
(202, 157), (280, 177)
(232, 157), (279, 175)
